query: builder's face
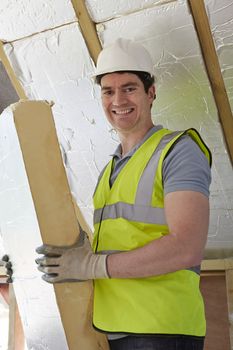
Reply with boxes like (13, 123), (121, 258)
(100, 72), (155, 134)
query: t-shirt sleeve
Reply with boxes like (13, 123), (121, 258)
(162, 135), (211, 197)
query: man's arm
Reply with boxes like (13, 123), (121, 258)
(107, 190), (209, 278)
(36, 190), (209, 282)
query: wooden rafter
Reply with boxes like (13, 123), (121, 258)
(188, 0), (233, 166)
(201, 258), (233, 272)
(71, 0), (102, 64)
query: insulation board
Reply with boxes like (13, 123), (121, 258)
(85, 0), (176, 23)
(0, 0), (77, 41)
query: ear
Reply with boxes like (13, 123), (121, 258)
(148, 85), (156, 101)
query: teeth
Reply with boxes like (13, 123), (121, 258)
(113, 109), (133, 114)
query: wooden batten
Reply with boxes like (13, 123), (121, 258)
(188, 0), (233, 166)
(13, 100), (109, 350)
(201, 258), (233, 272)
(71, 0), (102, 64)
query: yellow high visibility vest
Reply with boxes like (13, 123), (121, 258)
(92, 128), (211, 336)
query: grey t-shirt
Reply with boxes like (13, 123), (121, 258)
(110, 125), (211, 197)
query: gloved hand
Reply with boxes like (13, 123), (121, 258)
(0, 255), (13, 283)
(35, 226), (109, 283)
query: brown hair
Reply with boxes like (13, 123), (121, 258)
(96, 70), (155, 93)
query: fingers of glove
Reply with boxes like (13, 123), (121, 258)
(2, 254), (9, 262)
(78, 223), (92, 244)
(42, 273), (85, 283)
(37, 264), (59, 275)
(77, 223), (93, 248)
(76, 225), (86, 247)
(35, 256), (60, 267)
(6, 267), (13, 277)
(36, 244), (64, 256)
(1, 255), (13, 282)
(41, 273), (60, 284)
(5, 261), (12, 269)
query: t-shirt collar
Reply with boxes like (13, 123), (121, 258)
(111, 125), (163, 160)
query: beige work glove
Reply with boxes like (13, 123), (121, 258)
(0, 255), (13, 283)
(35, 226), (109, 283)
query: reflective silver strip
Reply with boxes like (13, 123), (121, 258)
(94, 132), (183, 226)
(135, 131), (182, 206)
(99, 249), (200, 276)
(94, 202), (166, 225)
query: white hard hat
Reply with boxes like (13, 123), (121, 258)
(93, 38), (154, 80)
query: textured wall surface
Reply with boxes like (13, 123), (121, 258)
(0, 0), (76, 41)
(85, 0), (176, 23)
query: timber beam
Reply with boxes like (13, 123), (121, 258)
(71, 0), (102, 64)
(188, 0), (233, 166)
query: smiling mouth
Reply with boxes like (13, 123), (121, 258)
(112, 108), (134, 115)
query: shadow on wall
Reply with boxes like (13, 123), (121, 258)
(0, 61), (19, 113)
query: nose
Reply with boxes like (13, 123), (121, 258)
(112, 90), (126, 106)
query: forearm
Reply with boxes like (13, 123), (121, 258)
(107, 191), (209, 279)
(107, 232), (202, 279)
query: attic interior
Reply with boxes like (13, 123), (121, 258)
(0, 0), (233, 349)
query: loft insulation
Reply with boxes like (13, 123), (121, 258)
(0, 0), (77, 41)
(85, 0), (175, 23)
(205, 0), (233, 109)
(0, 100), (108, 350)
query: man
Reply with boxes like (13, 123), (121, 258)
(36, 38), (212, 350)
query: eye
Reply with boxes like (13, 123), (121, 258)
(124, 87), (136, 93)
(102, 90), (113, 96)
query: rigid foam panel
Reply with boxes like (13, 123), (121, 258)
(85, 0), (175, 23)
(0, 0), (77, 41)
(0, 100), (108, 350)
